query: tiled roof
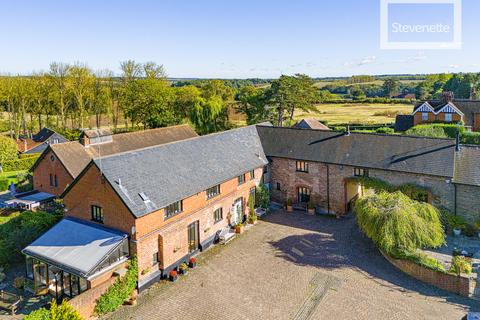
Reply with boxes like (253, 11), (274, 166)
(33, 125), (199, 178)
(257, 126), (456, 178)
(394, 115), (414, 132)
(32, 127), (56, 142)
(414, 100), (480, 127)
(294, 118), (330, 130)
(92, 125), (268, 218)
(82, 128), (113, 139)
(453, 145), (480, 186)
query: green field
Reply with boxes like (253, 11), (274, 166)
(314, 80), (423, 88)
(294, 103), (413, 125)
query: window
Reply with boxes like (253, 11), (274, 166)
(354, 168), (369, 177)
(238, 174), (246, 185)
(422, 112), (429, 121)
(50, 155), (55, 162)
(250, 170), (255, 180)
(276, 182), (281, 191)
(54, 175), (58, 187)
(165, 200), (183, 219)
(91, 205), (104, 223)
(53, 138), (59, 144)
(25, 257), (34, 280)
(445, 113), (453, 122)
(206, 185), (220, 199)
(152, 252), (159, 266)
(49, 174), (53, 187)
(213, 208), (223, 223)
(296, 161), (309, 173)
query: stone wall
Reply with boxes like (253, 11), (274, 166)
(382, 252), (472, 297)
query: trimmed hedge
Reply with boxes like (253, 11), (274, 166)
(2, 155), (39, 172)
(94, 257), (138, 315)
(405, 123), (464, 139)
(461, 131), (480, 145)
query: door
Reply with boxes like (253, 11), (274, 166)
(188, 221), (199, 253)
(231, 198), (243, 225)
(297, 187), (311, 204)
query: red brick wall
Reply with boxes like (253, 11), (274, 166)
(33, 149), (74, 196)
(382, 252), (471, 297)
(413, 112), (462, 126)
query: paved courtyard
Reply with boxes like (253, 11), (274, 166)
(107, 210), (480, 320)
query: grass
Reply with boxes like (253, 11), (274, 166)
(0, 170), (27, 185)
(314, 79), (424, 88)
(294, 103), (413, 125)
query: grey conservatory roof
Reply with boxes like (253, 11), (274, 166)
(92, 124), (269, 218)
(22, 218), (128, 278)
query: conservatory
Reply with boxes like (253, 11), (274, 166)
(22, 218), (129, 299)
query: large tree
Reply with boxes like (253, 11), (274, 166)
(382, 78), (400, 98)
(67, 64), (94, 128)
(48, 62), (70, 128)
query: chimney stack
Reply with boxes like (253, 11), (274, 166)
(441, 91), (455, 103)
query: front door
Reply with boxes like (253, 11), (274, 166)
(231, 198), (243, 225)
(188, 221), (199, 253)
(298, 187), (311, 204)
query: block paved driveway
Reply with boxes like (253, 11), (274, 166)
(107, 211), (479, 320)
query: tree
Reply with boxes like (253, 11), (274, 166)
(382, 78), (400, 98)
(67, 64), (94, 128)
(355, 191), (445, 255)
(190, 96), (225, 134)
(0, 136), (18, 169)
(237, 86), (271, 125)
(173, 85), (201, 119)
(48, 62), (70, 128)
(266, 74), (317, 127)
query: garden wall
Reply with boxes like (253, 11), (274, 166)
(69, 276), (118, 319)
(381, 251), (473, 297)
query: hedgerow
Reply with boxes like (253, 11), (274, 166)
(94, 256), (138, 315)
(355, 191), (445, 255)
(2, 155), (39, 172)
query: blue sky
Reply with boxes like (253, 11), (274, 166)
(0, 0), (479, 78)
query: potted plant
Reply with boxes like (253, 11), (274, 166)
(307, 200), (315, 215)
(449, 215), (466, 236)
(249, 213), (258, 225)
(286, 198), (293, 212)
(235, 222), (245, 234)
(189, 257), (197, 268)
(169, 270), (178, 282)
(248, 196), (257, 224)
(179, 263), (188, 275)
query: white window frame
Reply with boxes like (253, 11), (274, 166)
(445, 113), (453, 122)
(422, 112), (429, 121)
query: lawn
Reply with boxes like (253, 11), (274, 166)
(294, 103), (413, 125)
(0, 170), (27, 186)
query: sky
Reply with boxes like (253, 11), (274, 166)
(0, 0), (479, 78)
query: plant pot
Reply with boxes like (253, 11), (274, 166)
(307, 208), (315, 215)
(170, 275), (178, 282)
(453, 228), (462, 236)
(235, 225), (244, 234)
(286, 205), (293, 212)
(189, 261), (196, 268)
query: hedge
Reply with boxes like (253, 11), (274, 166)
(461, 131), (480, 145)
(24, 300), (83, 320)
(405, 123), (464, 139)
(94, 257), (138, 315)
(2, 155), (39, 172)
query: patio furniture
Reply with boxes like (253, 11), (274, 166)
(254, 207), (267, 217)
(0, 290), (21, 315)
(218, 227), (236, 244)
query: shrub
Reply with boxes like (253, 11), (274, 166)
(286, 198), (292, 206)
(355, 191), (445, 255)
(352, 177), (429, 202)
(0, 210), (61, 268)
(461, 131), (480, 145)
(392, 251), (446, 273)
(25, 300), (83, 320)
(441, 212), (467, 231)
(2, 155), (39, 172)
(0, 177), (8, 191)
(255, 185), (270, 209)
(405, 123), (464, 139)
(375, 127), (394, 134)
(0, 136), (18, 166)
(94, 256), (138, 315)
(449, 256), (472, 275)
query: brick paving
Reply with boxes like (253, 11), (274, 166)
(107, 211), (480, 320)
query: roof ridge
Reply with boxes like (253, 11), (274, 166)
(95, 124), (260, 161)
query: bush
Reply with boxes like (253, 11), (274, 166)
(94, 256), (138, 315)
(375, 127), (394, 134)
(461, 131), (480, 145)
(0, 177), (8, 191)
(355, 191), (445, 255)
(449, 256), (472, 275)
(0, 136), (18, 166)
(2, 155), (39, 172)
(352, 177), (429, 202)
(441, 212), (467, 231)
(0, 210), (61, 268)
(392, 251), (446, 273)
(25, 300), (83, 320)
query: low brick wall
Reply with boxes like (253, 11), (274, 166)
(381, 251), (472, 297)
(69, 276), (118, 319)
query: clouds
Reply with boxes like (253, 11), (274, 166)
(344, 56), (377, 68)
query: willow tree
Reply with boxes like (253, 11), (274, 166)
(190, 96), (225, 135)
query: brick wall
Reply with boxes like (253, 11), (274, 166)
(382, 252), (472, 297)
(269, 157), (455, 216)
(413, 112), (462, 126)
(33, 149), (74, 196)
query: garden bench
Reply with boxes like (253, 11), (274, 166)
(218, 227), (235, 244)
(255, 208), (267, 217)
(0, 290), (21, 315)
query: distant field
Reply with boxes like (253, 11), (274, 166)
(294, 103), (413, 125)
(314, 80), (423, 88)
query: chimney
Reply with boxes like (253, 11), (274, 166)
(441, 91), (454, 103)
(455, 130), (461, 152)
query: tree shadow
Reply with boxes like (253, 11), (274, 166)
(264, 210), (480, 312)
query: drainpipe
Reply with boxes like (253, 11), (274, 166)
(326, 164), (330, 214)
(454, 183), (457, 216)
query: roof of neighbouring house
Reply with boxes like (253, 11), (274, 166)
(32, 125), (199, 178)
(453, 145), (480, 186)
(257, 125), (457, 178)
(84, 124), (269, 218)
(414, 100), (480, 126)
(294, 118), (330, 130)
(32, 127), (57, 142)
(22, 218), (128, 278)
(394, 115), (414, 132)
(81, 128), (113, 139)
(16, 138), (42, 153)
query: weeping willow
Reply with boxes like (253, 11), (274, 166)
(355, 191), (445, 255)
